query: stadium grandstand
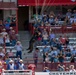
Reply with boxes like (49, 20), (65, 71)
(0, 0), (76, 75)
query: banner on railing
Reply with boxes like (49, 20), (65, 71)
(35, 72), (76, 75)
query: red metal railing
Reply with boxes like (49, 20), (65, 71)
(29, 23), (76, 34)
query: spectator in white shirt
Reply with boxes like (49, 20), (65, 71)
(69, 65), (76, 72)
(0, 49), (5, 58)
(5, 34), (10, 46)
(42, 32), (48, 45)
(1, 28), (8, 37)
(66, 9), (72, 18)
(15, 41), (23, 59)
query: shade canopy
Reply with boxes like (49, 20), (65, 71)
(18, 0), (76, 6)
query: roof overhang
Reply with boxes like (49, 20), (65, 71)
(18, 0), (76, 6)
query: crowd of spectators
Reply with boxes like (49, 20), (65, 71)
(27, 26), (76, 64)
(0, 27), (23, 58)
(0, 14), (24, 71)
(43, 64), (76, 72)
(32, 9), (76, 28)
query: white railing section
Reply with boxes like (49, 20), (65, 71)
(2, 70), (76, 75)
(2, 70), (32, 75)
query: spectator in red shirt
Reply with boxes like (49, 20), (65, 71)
(59, 35), (66, 45)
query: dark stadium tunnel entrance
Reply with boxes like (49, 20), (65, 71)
(18, 6), (29, 31)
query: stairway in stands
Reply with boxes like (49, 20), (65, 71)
(19, 31), (31, 59)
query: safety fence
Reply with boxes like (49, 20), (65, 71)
(24, 62), (76, 71)
(29, 23), (76, 34)
(1, 70), (76, 75)
(2, 70), (32, 75)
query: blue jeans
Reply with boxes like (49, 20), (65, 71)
(16, 51), (22, 59)
(42, 40), (48, 45)
(34, 58), (38, 67)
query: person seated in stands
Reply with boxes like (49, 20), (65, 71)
(0, 49), (5, 59)
(42, 16), (48, 24)
(9, 27), (13, 35)
(5, 34), (10, 46)
(43, 67), (50, 72)
(42, 28), (48, 35)
(15, 41), (23, 59)
(49, 47), (59, 63)
(50, 38), (57, 47)
(54, 17), (59, 25)
(0, 33), (4, 46)
(11, 15), (16, 22)
(45, 52), (50, 63)
(64, 16), (70, 25)
(8, 49), (14, 58)
(42, 11), (48, 18)
(37, 32), (42, 45)
(69, 65), (76, 72)
(49, 31), (55, 41)
(59, 35), (66, 45)
(33, 21), (37, 28)
(1, 28), (8, 37)
(67, 43), (74, 51)
(43, 45), (50, 62)
(7, 60), (17, 70)
(41, 21), (44, 26)
(18, 60), (26, 70)
(42, 29), (49, 45)
(5, 56), (10, 65)
(70, 16), (74, 25)
(48, 15), (54, 25)
(45, 21), (50, 26)
(73, 10), (76, 18)
(70, 55), (75, 63)
(7, 17), (11, 23)
(37, 19), (41, 27)
(57, 64), (65, 71)
(58, 51), (65, 63)
(71, 47), (76, 56)
(10, 30), (17, 46)
(66, 9), (72, 18)
(65, 49), (71, 57)
(57, 14), (62, 21)
(49, 11), (55, 18)
(4, 21), (10, 32)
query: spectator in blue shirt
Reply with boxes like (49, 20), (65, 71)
(18, 60), (26, 70)
(71, 47), (76, 56)
(7, 60), (17, 70)
(43, 67), (50, 72)
(4, 21), (10, 32)
(43, 45), (50, 62)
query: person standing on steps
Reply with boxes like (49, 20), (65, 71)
(27, 27), (39, 53)
(15, 41), (23, 59)
(33, 48), (39, 67)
